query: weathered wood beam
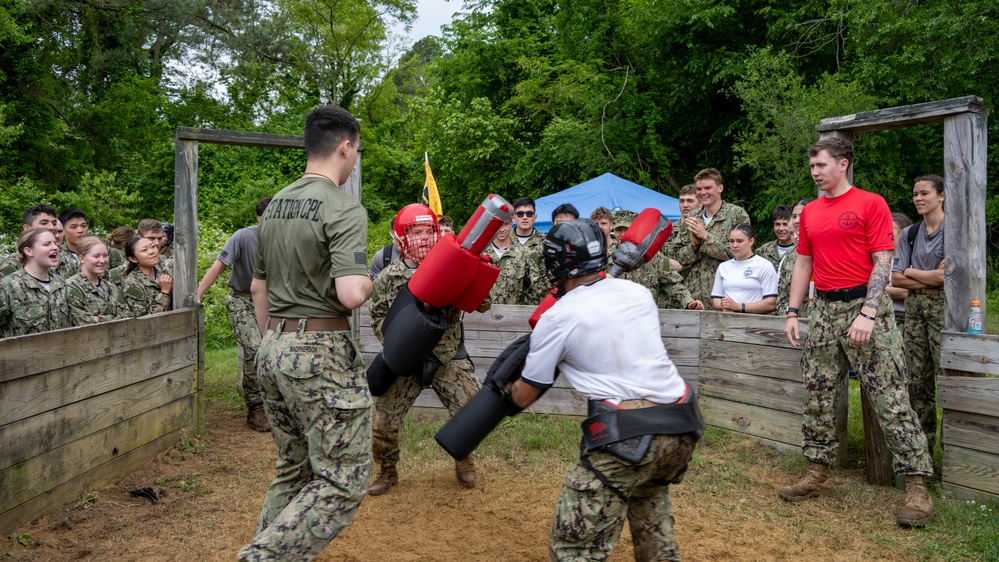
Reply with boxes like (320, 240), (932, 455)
(174, 137), (198, 309)
(817, 96), (985, 134)
(175, 127), (305, 149)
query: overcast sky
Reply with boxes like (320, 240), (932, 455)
(392, 0), (463, 46)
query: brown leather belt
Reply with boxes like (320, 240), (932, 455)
(268, 317), (350, 332)
(616, 399), (664, 410)
(909, 288), (943, 296)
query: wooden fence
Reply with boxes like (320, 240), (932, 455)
(939, 331), (999, 501)
(0, 309), (205, 535)
(358, 306), (835, 457)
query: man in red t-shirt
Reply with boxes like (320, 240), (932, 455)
(780, 137), (934, 527)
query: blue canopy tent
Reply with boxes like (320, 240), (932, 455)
(533, 173), (682, 233)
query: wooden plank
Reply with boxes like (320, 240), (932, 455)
(175, 127), (305, 149)
(173, 138), (198, 309)
(0, 309), (197, 383)
(942, 444), (999, 497)
(861, 386), (898, 487)
(197, 306), (206, 435)
(700, 339), (804, 381)
(942, 410), (999, 456)
(0, 397), (194, 510)
(942, 481), (999, 503)
(938, 376), (999, 416)
(697, 367), (803, 414)
(941, 332), (999, 375)
(699, 395), (803, 447)
(943, 111), (989, 332)
(0, 422), (194, 536)
(816, 96), (985, 134)
(658, 310), (701, 339)
(0, 336), (196, 426)
(700, 312), (808, 349)
(0, 367), (197, 471)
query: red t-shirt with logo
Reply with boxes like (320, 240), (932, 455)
(797, 187), (896, 291)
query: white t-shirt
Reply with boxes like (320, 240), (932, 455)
(520, 278), (687, 405)
(711, 254), (778, 303)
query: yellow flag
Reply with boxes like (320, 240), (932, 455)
(422, 159), (443, 219)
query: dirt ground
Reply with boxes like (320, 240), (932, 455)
(7, 403), (932, 561)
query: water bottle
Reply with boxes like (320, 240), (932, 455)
(968, 300), (984, 334)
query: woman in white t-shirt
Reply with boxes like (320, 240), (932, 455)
(711, 223), (778, 314)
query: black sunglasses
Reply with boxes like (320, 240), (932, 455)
(515, 211), (535, 218)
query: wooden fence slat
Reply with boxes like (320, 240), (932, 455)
(699, 312), (808, 348)
(0, 422), (195, 536)
(942, 410), (999, 456)
(816, 96), (984, 134)
(699, 339), (805, 380)
(941, 332), (999, 375)
(942, 481), (999, 503)
(942, 444), (999, 497)
(0, 309), (196, 383)
(698, 395), (803, 447)
(698, 367), (803, 414)
(175, 127), (304, 148)
(938, 376), (999, 416)
(0, 336), (196, 426)
(0, 367), (197, 471)
(0, 397), (195, 510)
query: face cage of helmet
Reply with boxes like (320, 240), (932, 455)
(395, 223), (441, 263)
(543, 244), (606, 286)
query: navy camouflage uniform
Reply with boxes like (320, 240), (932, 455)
(0, 268), (73, 337)
(666, 202), (750, 305)
(369, 258), (488, 469)
(66, 271), (130, 323)
(483, 241), (548, 306)
(121, 265), (172, 316)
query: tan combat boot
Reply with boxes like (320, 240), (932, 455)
(896, 475), (934, 527)
(455, 457), (476, 488)
(247, 406), (271, 432)
(368, 465), (398, 496)
(778, 462), (832, 501)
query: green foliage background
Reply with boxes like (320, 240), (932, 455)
(3, 0), (999, 342)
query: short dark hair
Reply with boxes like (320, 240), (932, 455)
(913, 174), (944, 195)
(256, 197), (272, 217)
(771, 205), (792, 222)
(439, 216), (454, 229)
(808, 137), (854, 167)
(795, 198), (814, 208)
(59, 208), (88, 225)
(678, 184), (696, 197)
(22, 204), (57, 226)
(513, 196), (536, 210)
(552, 203), (579, 222)
(304, 105), (360, 160)
(731, 222), (755, 239)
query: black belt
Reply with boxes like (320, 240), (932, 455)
(909, 288), (943, 297)
(816, 285), (867, 302)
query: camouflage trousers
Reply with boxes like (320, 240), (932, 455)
(238, 324), (373, 562)
(227, 292), (262, 409)
(549, 433), (698, 562)
(800, 294), (932, 476)
(903, 293), (944, 451)
(372, 357), (480, 467)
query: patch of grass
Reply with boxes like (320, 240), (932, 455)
(76, 491), (99, 510)
(909, 496), (999, 561)
(205, 346), (244, 411)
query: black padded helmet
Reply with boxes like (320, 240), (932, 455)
(542, 218), (607, 284)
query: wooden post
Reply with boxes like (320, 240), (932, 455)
(943, 112), (988, 334)
(173, 137), (199, 309)
(343, 150), (362, 344)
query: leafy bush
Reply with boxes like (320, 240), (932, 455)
(197, 223), (237, 349)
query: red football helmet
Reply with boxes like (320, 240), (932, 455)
(392, 204), (441, 262)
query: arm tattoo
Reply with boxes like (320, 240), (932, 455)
(865, 251), (893, 310)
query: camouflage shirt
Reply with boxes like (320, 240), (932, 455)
(515, 228), (546, 255)
(370, 259), (490, 364)
(66, 272), (130, 324)
(666, 201), (750, 305)
(0, 269), (74, 338)
(108, 247), (125, 271)
(483, 241), (549, 306)
(121, 265), (172, 316)
(756, 240), (794, 271)
(775, 246), (810, 317)
(608, 242), (696, 309)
